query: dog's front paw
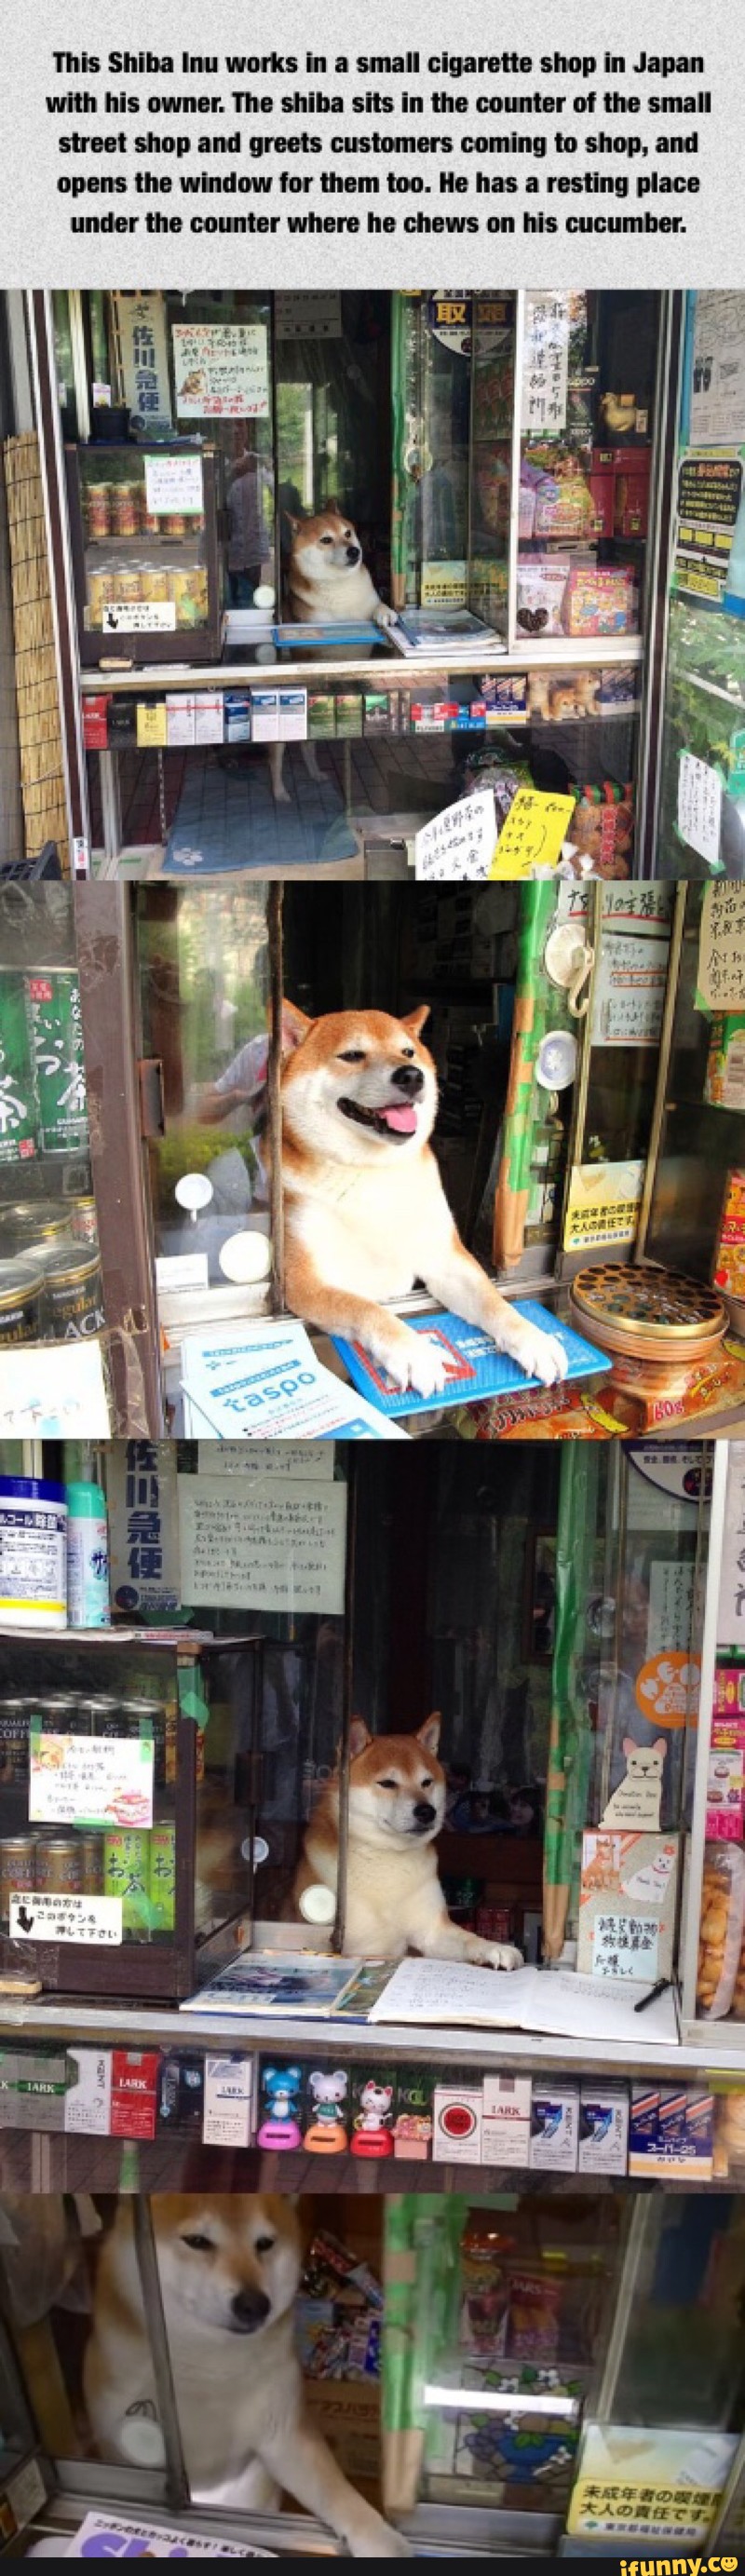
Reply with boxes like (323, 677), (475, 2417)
(469, 1940), (523, 1971)
(348, 2520), (413, 2559)
(373, 601), (398, 630)
(501, 1319), (569, 1389)
(368, 1320), (447, 1401)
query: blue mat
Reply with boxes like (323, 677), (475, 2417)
(332, 1302), (609, 1418)
(164, 752), (358, 874)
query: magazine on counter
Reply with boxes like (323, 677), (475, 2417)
(181, 1950), (372, 2019)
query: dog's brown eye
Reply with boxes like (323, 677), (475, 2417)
(379, 1776), (398, 1789)
(401, 1048), (415, 1059)
(338, 1048), (366, 1063)
(182, 2233), (214, 2253)
(420, 1777), (433, 1789)
(254, 2235), (276, 2256)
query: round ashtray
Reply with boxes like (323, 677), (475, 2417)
(569, 1265), (728, 1362)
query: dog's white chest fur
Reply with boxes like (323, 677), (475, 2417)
(286, 1149), (450, 1302)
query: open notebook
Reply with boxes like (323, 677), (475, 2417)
(367, 1958), (679, 2047)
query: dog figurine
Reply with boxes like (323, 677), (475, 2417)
(84, 2195), (412, 2555)
(277, 997), (568, 1399)
(271, 505), (395, 804)
(294, 1715), (523, 1970)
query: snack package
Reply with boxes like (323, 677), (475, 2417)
(515, 557), (570, 639)
(713, 2090), (745, 2175)
(563, 564), (636, 636)
(696, 1843), (745, 2019)
(714, 1168), (745, 1303)
(569, 781), (634, 879)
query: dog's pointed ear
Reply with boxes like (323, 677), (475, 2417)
(346, 1717), (372, 1761)
(268, 997), (313, 1059)
(286, 512), (302, 536)
(401, 1005), (430, 1039)
(416, 1712), (441, 1757)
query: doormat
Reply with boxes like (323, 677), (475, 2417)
(164, 749), (358, 873)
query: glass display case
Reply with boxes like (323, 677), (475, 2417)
(0, 887), (103, 1363)
(64, 442), (222, 669)
(517, 290), (659, 649)
(0, 1631), (262, 2001)
(656, 290), (745, 879)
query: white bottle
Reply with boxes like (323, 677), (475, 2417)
(66, 1482), (110, 1629)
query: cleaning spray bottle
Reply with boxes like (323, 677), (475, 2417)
(66, 1481), (111, 1629)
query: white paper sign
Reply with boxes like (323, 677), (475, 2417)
(156, 1253), (210, 1294)
(275, 291), (342, 340)
(678, 752), (723, 867)
(647, 1559), (695, 1659)
(144, 452), (204, 518)
(593, 932), (670, 1047)
(179, 1472), (347, 1612)
(173, 321), (269, 419)
(414, 788), (496, 883)
(196, 1440), (333, 1479)
(29, 1731), (154, 1830)
(592, 1913), (659, 1980)
(717, 1444), (745, 1649)
(102, 599), (177, 634)
(0, 1339), (111, 1439)
(522, 291), (570, 433)
(9, 1892), (122, 1946)
(690, 291), (745, 445)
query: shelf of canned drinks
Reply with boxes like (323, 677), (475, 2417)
(0, 1685), (179, 1941)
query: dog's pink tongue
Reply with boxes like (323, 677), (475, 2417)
(380, 1104), (417, 1133)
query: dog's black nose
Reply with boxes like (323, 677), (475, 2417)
(391, 1064), (424, 1098)
(231, 2287), (271, 2331)
(345, 543), (360, 563)
(413, 1799), (437, 1827)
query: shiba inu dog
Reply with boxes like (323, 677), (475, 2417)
(271, 506), (395, 803)
(294, 1715), (523, 1970)
(85, 2196), (411, 2555)
(278, 999), (568, 1400)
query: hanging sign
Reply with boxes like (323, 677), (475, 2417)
(673, 446), (742, 608)
(522, 292), (570, 434)
(178, 1471), (347, 1613)
(113, 291), (172, 432)
(697, 880), (745, 1010)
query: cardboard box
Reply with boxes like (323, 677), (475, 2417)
(481, 2072), (532, 2167)
(193, 693), (224, 747)
(278, 687), (307, 740)
(530, 2081), (579, 2171)
(251, 689), (279, 742)
(64, 2046), (113, 2135)
(166, 694), (196, 748)
(110, 2049), (159, 2141)
(432, 2081), (483, 2164)
(224, 692), (251, 743)
(304, 2379), (380, 2489)
(82, 695), (109, 750)
(578, 2082), (629, 2176)
(203, 2053), (255, 2149)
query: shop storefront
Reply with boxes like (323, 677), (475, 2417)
(0, 1436), (744, 2556)
(1, 875), (743, 1444)
(10, 284), (692, 881)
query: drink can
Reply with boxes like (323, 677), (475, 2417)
(77, 1831), (104, 1895)
(43, 1246), (103, 1341)
(0, 1833), (35, 1932)
(149, 1822), (176, 1933)
(34, 1834), (83, 1895)
(25, 971), (88, 1155)
(0, 972), (38, 1165)
(104, 1827), (151, 1935)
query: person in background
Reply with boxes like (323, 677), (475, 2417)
(225, 431), (274, 605)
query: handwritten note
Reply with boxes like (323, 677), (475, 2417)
(0, 1339), (111, 1439)
(522, 291), (570, 434)
(178, 1471), (347, 1612)
(678, 752), (723, 870)
(196, 1441), (333, 1480)
(490, 788), (576, 880)
(593, 1913), (659, 1980)
(414, 789), (496, 882)
(29, 1731), (154, 1830)
(173, 321), (269, 419)
(144, 452), (203, 518)
(594, 933), (670, 1047)
(698, 881), (745, 1010)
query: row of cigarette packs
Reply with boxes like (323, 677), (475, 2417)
(0, 2046), (725, 2179)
